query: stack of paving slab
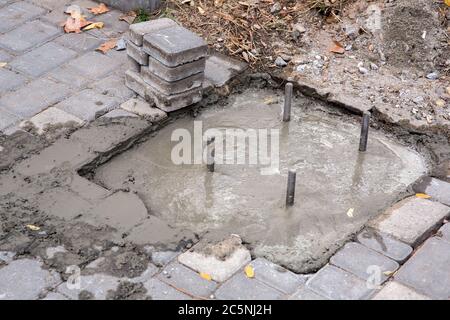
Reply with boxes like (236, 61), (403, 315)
(125, 18), (207, 112)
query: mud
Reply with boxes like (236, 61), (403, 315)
(94, 87), (427, 272)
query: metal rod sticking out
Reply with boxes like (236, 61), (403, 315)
(207, 137), (215, 172)
(286, 169), (296, 206)
(283, 82), (293, 122)
(359, 112), (371, 152)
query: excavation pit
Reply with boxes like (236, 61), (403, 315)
(94, 89), (427, 272)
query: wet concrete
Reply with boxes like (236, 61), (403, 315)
(94, 88), (427, 272)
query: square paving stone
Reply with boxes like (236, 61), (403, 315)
(0, 68), (27, 92)
(357, 228), (413, 263)
(27, 0), (63, 10)
(86, 9), (129, 39)
(57, 274), (121, 300)
(143, 26), (207, 67)
(47, 64), (91, 89)
(306, 264), (376, 300)
(142, 68), (204, 95)
(127, 41), (148, 66)
(0, 107), (21, 131)
(0, 20), (60, 53)
(53, 33), (103, 53)
(0, 1), (46, 33)
(330, 242), (399, 284)
(437, 223), (450, 242)
(55, 89), (121, 121)
(129, 18), (178, 46)
(0, 78), (72, 118)
(370, 196), (450, 246)
(414, 177), (450, 207)
(92, 74), (134, 103)
(10, 42), (77, 77)
(205, 53), (248, 87)
(157, 262), (218, 299)
(372, 281), (431, 300)
(289, 286), (328, 300)
(145, 56), (205, 82)
(20, 107), (84, 135)
(395, 238), (450, 299)
(0, 49), (13, 62)
(0, 259), (61, 300)
(249, 258), (306, 294)
(64, 52), (123, 80)
(143, 278), (191, 300)
(215, 273), (284, 300)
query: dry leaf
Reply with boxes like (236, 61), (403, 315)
(82, 22), (104, 31)
(330, 40), (345, 54)
(346, 208), (354, 218)
(445, 0), (450, 7)
(89, 3), (109, 15)
(435, 99), (446, 108)
(197, 6), (205, 14)
(199, 272), (212, 281)
(383, 270), (395, 276)
(244, 265), (255, 278)
(26, 224), (40, 231)
(0, 62), (7, 68)
(64, 17), (92, 33)
(416, 193), (431, 199)
(119, 11), (137, 24)
(242, 51), (249, 63)
(96, 39), (117, 53)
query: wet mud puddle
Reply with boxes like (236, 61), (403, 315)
(94, 89), (427, 272)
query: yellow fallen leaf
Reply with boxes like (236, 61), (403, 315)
(82, 22), (104, 31)
(416, 193), (431, 199)
(346, 208), (354, 218)
(445, 0), (450, 7)
(383, 270), (395, 276)
(96, 39), (117, 54)
(0, 62), (7, 68)
(89, 3), (109, 15)
(199, 272), (212, 281)
(244, 265), (254, 278)
(26, 224), (40, 231)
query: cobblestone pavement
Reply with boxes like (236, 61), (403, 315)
(0, 1), (449, 301)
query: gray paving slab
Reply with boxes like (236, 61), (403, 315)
(0, 259), (61, 300)
(127, 40), (148, 66)
(395, 237), (450, 299)
(54, 33), (103, 53)
(57, 273), (121, 300)
(372, 281), (431, 300)
(289, 286), (328, 300)
(370, 196), (450, 246)
(143, 25), (207, 67)
(148, 85), (203, 112)
(0, 1), (46, 33)
(47, 64), (91, 89)
(125, 69), (151, 99)
(10, 42), (77, 77)
(86, 9), (129, 39)
(157, 262), (218, 298)
(145, 56), (205, 82)
(306, 264), (376, 300)
(142, 68), (203, 95)
(0, 77), (72, 118)
(437, 223), (450, 242)
(330, 242), (399, 284)
(357, 228), (413, 263)
(143, 278), (191, 300)
(414, 177), (450, 207)
(129, 18), (178, 46)
(55, 89), (120, 121)
(0, 20), (60, 53)
(215, 272), (284, 300)
(249, 258), (306, 294)
(92, 74), (134, 103)
(0, 49), (13, 62)
(64, 52), (124, 80)
(205, 53), (248, 87)
(0, 68), (27, 92)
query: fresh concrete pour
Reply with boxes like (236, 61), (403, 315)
(94, 89), (426, 272)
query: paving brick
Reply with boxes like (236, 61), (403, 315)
(330, 242), (399, 284)
(205, 53), (248, 87)
(10, 42), (77, 77)
(372, 281), (431, 300)
(151, 251), (179, 267)
(0, 78), (72, 118)
(306, 265), (376, 300)
(143, 278), (191, 300)
(215, 273), (284, 300)
(57, 273), (121, 300)
(100, 108), (138, 119)
(437, 223), (450, 242)
(0, 20), (60, 53)
(395, 238), (450, 299)
(19, 107), (84, 135)
(0, 68), (27, 91)
(370, 197), (450, 246)
(143, 26), (207, 67)
(84, 191), (148, 233)
(248, 258), (306, 294)
(125, 69), (151, 99)
(127, 41), (148, 66)
(129, 18), (178, 47)
(0, 259), (61, 300)
(0, 1), (46, 33)
(47, 64), (91, 89)
(142, 68), (204, 95)
(356, 228), (413, 263)
(68, 175), (110, 202)
(0, 49), (13, 62)
(54, 32), (103, 53)
(86, 9), (129, 39)
(127, 55), (140, 72)
(92, 74), (134, 103)
(55, 89), (120, 121)
(0, 251), (14, 264)
(120, 98), (167, 121)
(149, 86), (203, 112)
(158, 262), (218, 298)
(26, 0), (63, 10)
(289, 286), (327, 300)
(145, 56), (205, 82)
(64, 52), (123, 80)
(414, 177), (450, 207)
